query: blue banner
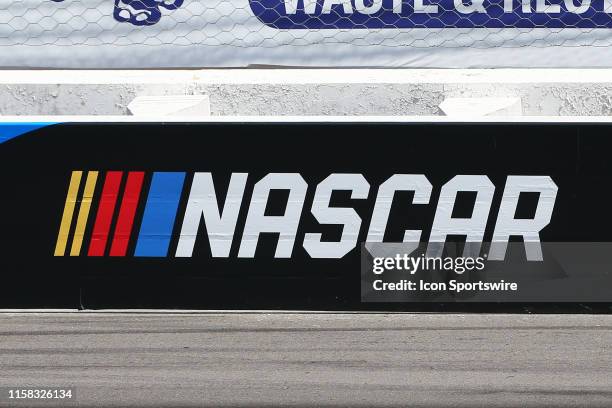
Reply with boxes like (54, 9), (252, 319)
(250, 0), (612, 28)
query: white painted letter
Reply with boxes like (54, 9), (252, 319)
(284, 0), (317, 14)
(367, 174), (432, 244)
(454, 0), (486, 13)
(322, 0), (353, 14)
(414, 0), (438, 13)
(489, 176), (558, 261)
(176, 173), (247, 258)
(427, 175), (494, 258)
(355, 0), (383, 14)
(564, 0), (590, 13)
(304, 174), (370, 258)
(536, 0), (561, 13)
(238, 173), (307, 258)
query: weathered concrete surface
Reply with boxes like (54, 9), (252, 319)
(0, 69), (611, 116)
(0, 313), (611, 407)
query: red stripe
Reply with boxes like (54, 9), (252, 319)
(109, 172), (145, 257)
(88, 171), (123, 256)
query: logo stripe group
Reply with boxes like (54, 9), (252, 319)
(134, 172), (186, 257)
(88, 171), (123, 257)
(54, 170), (83, 257)
(54, 170), (149, 257)
(110, 172), (145, 257)
(69, 171), (99, 257)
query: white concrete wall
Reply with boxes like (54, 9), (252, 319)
(1, 69), (611, 116)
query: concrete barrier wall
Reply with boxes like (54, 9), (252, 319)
(0, 70), (611, 116)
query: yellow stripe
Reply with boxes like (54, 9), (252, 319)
(54, 171), (83, 257)
(70, 171), (98, 257)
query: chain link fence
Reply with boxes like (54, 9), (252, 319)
(1, 0), (611, 67)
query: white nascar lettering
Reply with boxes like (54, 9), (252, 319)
(303, 173), (369, 258)
(170, 172), (557, 260)
(176, 172), (248, 258)
(489, 175), (558, 261)
(366, 174), (432, 245)
(238, 173), (308, 258)
(427, 175), (495, 258)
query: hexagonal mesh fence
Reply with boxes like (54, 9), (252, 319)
(1, 0), (611, 67)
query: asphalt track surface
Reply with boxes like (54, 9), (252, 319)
(0, 313), (611, 408)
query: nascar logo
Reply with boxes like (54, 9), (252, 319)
(55, 171), (557, 260)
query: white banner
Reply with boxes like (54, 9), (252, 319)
(1, 0), (612, 68)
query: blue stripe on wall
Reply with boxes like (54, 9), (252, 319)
(0, 123), (55, 144)
(135, 172), (186, 257)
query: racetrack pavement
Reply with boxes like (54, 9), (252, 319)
(0, 313), (611, 407)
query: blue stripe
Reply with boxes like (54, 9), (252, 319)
(0, 123), (55, 144)
(135, 172), (186, 257)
